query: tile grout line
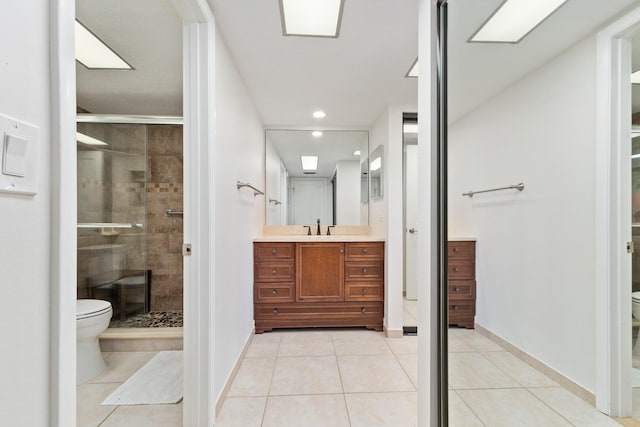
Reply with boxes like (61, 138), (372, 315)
(260, 335), (282, 426)
(522, 386), (578, 426)
(451, 389), (488, 427)
(331, 333), (353, 427)
(96, 405), (119, 427)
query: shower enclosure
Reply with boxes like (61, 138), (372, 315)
(76, 115), (184, 328)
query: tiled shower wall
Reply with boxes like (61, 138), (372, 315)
(146, 125), (183, 311)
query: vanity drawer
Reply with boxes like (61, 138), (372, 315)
(345, 242), (384, 261)
(254, 243), (294, 261)
(448, 280), (476, 300)
(448, 260), (475, 280)
(448, 301), (476, 317)
(345, 283), (383, 302)
(345, 262), (383, 281)
(448, 241), (475, 260)
(254, 283), (294, 303)
(254, 262), (295, 282)
(254, 302), (383, 320)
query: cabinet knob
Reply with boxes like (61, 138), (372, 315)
(453, 267), (459, 272)
(273, 308), (278, 314)
(361, 307), (366, 313)
(454, 287), (460, 292)
(362, 268), (368, 273)
(272, 290), (277, 295)
(272, 249), (277, 255)
(272, 269), (277, 275)
(362, 248), (368, 254)
(362, 289), (368, 294)
(453, 247), (459, 253)
(453, 306), (459, 311)
(340, 249), (344, 254)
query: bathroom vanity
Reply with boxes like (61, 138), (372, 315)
(448, 239), (476, 329)
(253, 238), (384, 333)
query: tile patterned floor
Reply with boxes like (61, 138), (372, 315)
(77, 328), (631, 426)
(216, 328), (623, 427)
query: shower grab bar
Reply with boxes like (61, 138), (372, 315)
(269, 198), (282, 205)
(164, 209), (183, 217)
(237, 181), (264, 196)
(463, 183), (525, 198)
(77, 223), (144, 229)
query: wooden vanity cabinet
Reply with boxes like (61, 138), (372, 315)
(448, 240), (476, 329)
(254, 241), (384, 333)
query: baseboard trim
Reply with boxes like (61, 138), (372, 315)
(385, 326), (403, 338)
(475, 323), (595, 405)
(215, 327), (255, 416)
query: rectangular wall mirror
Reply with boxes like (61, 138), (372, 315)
(265, 129), (369, 226)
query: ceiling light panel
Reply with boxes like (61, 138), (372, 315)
(312, 131), (323, 137)
(75, 20), (133, 69)
(632, 70), (640, 85)
(406, 58), (418, 78)
(313, 111), (326, 119)
(76, 132), (108, 146)
(301, 155), (319, 171)
(403, 124), (418, 134)
(470, 0), (568, 43)
(280, 0), (344, 38)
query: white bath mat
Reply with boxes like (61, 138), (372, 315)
(633, 368), (640, 388)
(102, 350), (183, 405)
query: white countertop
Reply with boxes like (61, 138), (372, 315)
(254, 235), (385, 242)
(448, 237), (477, 241)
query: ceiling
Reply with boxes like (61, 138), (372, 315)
(77, 0), (640, 126)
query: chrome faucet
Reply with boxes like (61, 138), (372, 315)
(316, 218), (321, 235)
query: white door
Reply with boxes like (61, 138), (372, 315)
(405, 144), (419, 301)
(290, 178), (328, 226)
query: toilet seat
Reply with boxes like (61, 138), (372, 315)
(77, 299), (112, 320)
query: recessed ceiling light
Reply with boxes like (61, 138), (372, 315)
(280, 0), (344, 38)
(405, 58), (418, 78)
(632, 70), (640, 85)
(313, 111), (327, 119)
(312, 131), (323, 137)
(353, 150), (361, 156)
(75, 20), (133, 69)
(76, 132), (108, 146)
(403, 124), (418, 134)
(470, 0), (568, 43)
(301, 155), (319, 172)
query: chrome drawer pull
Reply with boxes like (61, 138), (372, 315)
(273, 308), (278, 314)
(340, 249), (344, 254)
(272, 269), (277, 274)
(362, 268), (368, 273)
(453, 267), (459, 272)
(272, 249), (277, 255)
(362, 248), (368, 254)
(362, 289), (368, 294)
(361, 307), (366, 313)
(272, 290), (277, 295)
(453, 306), (459, 311)
(453, 248), (459, 253)
(454, 288), (460, 292)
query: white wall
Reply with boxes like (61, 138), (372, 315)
(213, 27), (265, 402)
(369, 105), (416, 335)
(448, 37), (598, 391)
(0, 1), (51, 425)
(335, 160), (360, 225)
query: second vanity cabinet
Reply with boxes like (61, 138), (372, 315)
(448, 240), (476, 329)
(254, 241), (384, 333)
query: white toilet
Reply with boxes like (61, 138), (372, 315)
(77, 299), (112, 385)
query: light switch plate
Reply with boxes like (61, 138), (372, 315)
(0, 114), (38, 196)
(3, 134), (28, 177)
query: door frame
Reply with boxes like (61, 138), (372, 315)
(49, 0), (216, 425)
(595, 4), (640, 417)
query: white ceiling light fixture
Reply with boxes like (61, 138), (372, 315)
(470, 0), (568, 44)
(632, 70), (640, 85)
(370, 157), (381, 171)
(280, 0), (345, 38)
(313, 110), (327, 119)
(405, 58), (418, 78)
(353, 150), (361, 156)
(75, 20), (133, 70)
(76, 132), (108, 146)
(301, 155), (319, 173)
(312, 131), (323, 137)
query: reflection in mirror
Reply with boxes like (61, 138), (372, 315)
(265, 129), (369, 226)
(370, 145), (383, 199)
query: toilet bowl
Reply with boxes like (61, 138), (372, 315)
(77, 299), (112, 385)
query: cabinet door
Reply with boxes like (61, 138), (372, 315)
(296, 242), (345, 302)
